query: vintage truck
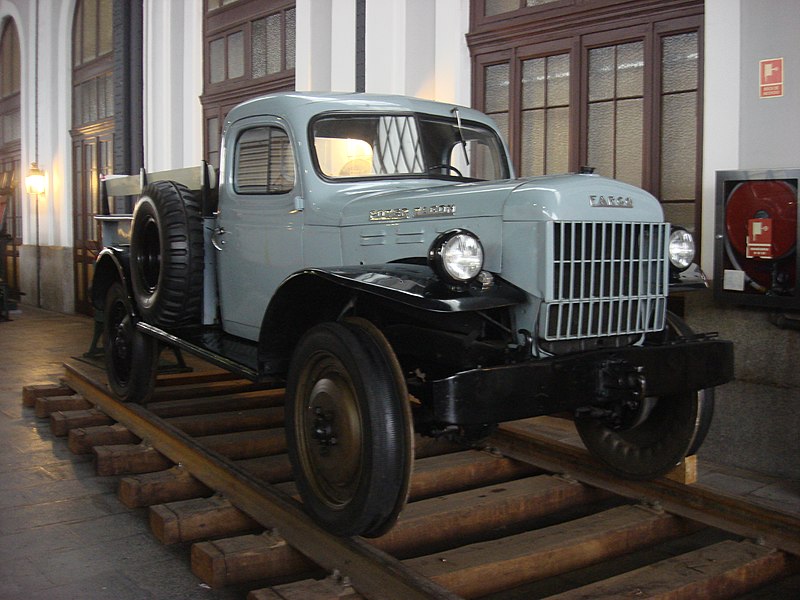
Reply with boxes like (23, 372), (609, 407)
(92, 92), (734, 537)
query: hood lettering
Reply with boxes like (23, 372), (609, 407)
(590, 195), (634, 208)
(370, 204), (456, 221)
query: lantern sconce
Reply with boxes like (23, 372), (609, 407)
(25, 162), (46, 195)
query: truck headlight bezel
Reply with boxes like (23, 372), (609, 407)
(668, 227), (696, 272)
(428, 229), (485, 285)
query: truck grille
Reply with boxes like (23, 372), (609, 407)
(542, 221), (668, 341)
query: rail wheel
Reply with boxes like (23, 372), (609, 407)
(286, 320), (412, 537)
(103, 282), (158, 403)
(575, 313), (715, 479)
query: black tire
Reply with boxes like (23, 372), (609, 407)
(575, 312), (714, 479)
(130, 181), (204, 327)
(103, 282), (158, 403)
(286, 321), (413, 537)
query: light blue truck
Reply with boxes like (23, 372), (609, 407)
(92, 92), (733, 537)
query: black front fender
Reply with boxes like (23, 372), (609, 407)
(291, 264), (526, 312)
(91, 247), (131, 310)
(257, 263), (526, 375)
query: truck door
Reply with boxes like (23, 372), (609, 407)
(215, 117), (303, 341)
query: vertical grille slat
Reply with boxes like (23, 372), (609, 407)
(544, 221), (668, 342)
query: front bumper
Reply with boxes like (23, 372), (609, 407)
(431, 336), (734, 425)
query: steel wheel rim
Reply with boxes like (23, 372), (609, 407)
(108, 297), (132, 385)
(295, 351), (364, 509)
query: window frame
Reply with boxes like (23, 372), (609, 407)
(469, 0), (704, 238)
(233, 125), (296, 196)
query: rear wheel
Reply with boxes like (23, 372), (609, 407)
(103, 282), (158, 403)
(575, 313), (714, 479)
(286, 320), (412, 537)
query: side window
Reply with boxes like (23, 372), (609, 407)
(234, 126), (295, 194)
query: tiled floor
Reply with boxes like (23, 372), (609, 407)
(0, 305), (798, 599)
(0, 306), (242, 599)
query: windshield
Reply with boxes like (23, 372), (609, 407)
(312, 113), (509, 182)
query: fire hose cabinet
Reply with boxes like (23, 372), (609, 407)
(714, 168), (799, 309)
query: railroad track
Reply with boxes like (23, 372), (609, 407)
(22, 359), (799, 599)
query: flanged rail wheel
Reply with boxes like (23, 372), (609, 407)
(103, 282), (158, 403)
(575, 312), (715, 479)
(130, 180), (204, 327)
(286, 320), (412, 537)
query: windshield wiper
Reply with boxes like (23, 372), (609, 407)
(451, 107), (470, 167)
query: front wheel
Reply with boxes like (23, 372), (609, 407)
(286, 320), (412, 537)
(575, 313), (714, 479)
(103, 282), (158, 403)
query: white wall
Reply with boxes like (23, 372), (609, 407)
(296, 0), (471, 104)
(143, 0), (203, 171)
(701, 0), (741, 275)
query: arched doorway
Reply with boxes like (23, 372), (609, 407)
(71, 0), (114, 315)
(0, 18), (21, 300)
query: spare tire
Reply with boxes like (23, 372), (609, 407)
(130, 180), (204, 327)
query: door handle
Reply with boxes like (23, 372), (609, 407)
(211, 226), (226, 251)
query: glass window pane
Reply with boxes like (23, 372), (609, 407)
(82, 0), (97, 63)
(210, 38), (225, 83)
(73, 2), (83, 66)
(99, 0), (113, 56)
(266, 14), (282, 74)
(547, 53), (570, 105)
(522, 58), (545, 109)
(588, 102), (613, 177)
(589, 46), (614, 101)
(485, 0), (521, 16)
(491, 112), (509, 144)
(252, 18), (267, 78)
(285, 9), (296, 70)
(546, 106), (569, 174)
(661, 92), (696, 200)
(521, 110), (544, 177)
(662, 32), (698, 93)
(616, 41), (643, 97)
(615, 98), (643, 186)
(228, 31), (244, 79)
(485, 64), (510, 113)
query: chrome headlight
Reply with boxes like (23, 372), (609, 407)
(668, 228), (695, 271)
(428, 229), (484, 284)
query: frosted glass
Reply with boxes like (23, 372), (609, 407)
(662, 33), (698, 94)
(82, 0), (97, 63)
(617, 42), (643, 97)
(521, 110), (544, 176)
(492, 112), (509, 143)
(588, 102), (613, 176)
(485, 0), (520, 16)
(547, 54), (570, 105)
(485, 64), (510, 113)
(547, 106), (569, 174)
(266, 14), (282, 74)
(661, 92), (697, 201)
(252, 18), (267, 78)
(99, 0), (113, 57)
(522, 59), (545, 109)
(589, 46), (614, 101)
(228, 32), (244, 79)
(285, 9), (296, 70)
(210, 38), (225, 83)
(615, 99), (643, 187)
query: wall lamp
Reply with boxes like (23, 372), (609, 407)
(25, 162), (46, 195)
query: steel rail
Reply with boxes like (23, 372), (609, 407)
(490, 421), (800, 556)
(63, 361), (461, 600)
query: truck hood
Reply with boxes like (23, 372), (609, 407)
(328, 173), (664, 227)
